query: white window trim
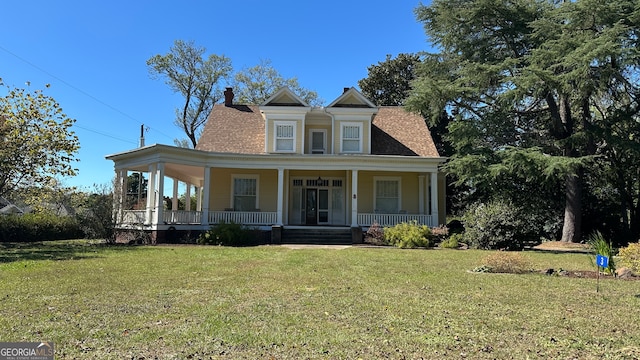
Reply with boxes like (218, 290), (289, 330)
(231, 174), (260, 210)
(340, 122), (363, 153)
(309, 129), (327, 154)
(274, 121), (297, 153)
(373, 176), (402, 214)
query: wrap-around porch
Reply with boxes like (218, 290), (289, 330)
(110, 145), (445, 236)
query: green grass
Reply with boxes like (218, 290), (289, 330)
(1, 241), (639, 359)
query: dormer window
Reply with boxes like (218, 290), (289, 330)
(340, 123), (362, 153)
(275, 121), (296, 152)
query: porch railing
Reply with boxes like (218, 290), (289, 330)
(209, 211), (277, 225)
(164, 210), (202, 224)
(120, 210), (147, 224)
(357, 213), (436, 227)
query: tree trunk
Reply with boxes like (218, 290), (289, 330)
(561, 170), (582, 242)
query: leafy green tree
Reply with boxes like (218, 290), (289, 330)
(358, 53), (421, 106)
(408, 0), (640, 242)
(232, 59), (322, 106)
(0, 81), (80, 199)
(147, 40), (233, 148)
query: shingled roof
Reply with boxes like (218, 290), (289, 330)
(196, 104), (265, 154)
(371, 107), (439, 157)
(196, 103), (440, 157)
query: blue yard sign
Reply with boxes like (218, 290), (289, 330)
(596, 254), (609, 268)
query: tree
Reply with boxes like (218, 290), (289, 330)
(0, 81), (80, 199)
(358, 53), (421, 106)
(147, 40), (232, 148)
(232, 59), (322, 106)
(408, 0), (640, 242)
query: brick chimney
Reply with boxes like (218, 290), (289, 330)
(224, 87), (234, 106)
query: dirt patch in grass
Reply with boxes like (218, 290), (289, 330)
(532, 241), (592, 253)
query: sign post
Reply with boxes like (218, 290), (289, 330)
(595, 254), (609, 293)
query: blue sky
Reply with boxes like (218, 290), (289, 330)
(2, 0), (432, 191)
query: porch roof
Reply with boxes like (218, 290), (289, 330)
(106, 144), (446, 185)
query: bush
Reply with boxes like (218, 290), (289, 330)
(588, 231), (616, 275)
(462, 200), (527, 250)
(475, 252), (533, 274)
(197, 221), (258, 246)
(364, 221), (387, 245)
(440, 233), (463, 249)
(0, 213), (83, 242)
(618, 242), (640, 273)
(384, 221), (432, 249)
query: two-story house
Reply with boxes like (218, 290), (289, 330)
(106, 87), (446, 243)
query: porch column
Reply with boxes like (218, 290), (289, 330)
(114, 169), (127, 222)
(154, 162), (165, 225)
(170, 178), (178, 211)
(276, 168), (284, 225)
(200, 167), (211, 225)
(146, 164), (156, 225)
(185, 184), (191, 211)
(418, 175), (425, 215)
(351, 169), (358, 227)
(430, 172), (439, 226)
(196, 186), (202, 212)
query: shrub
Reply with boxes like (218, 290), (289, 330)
(384, 221), (432, 249)
(617, 242), (640, 273)
(440, 233), (463, 249)
(476, 252), (533, 274)
(462, 200), (527, 250)
(364, 221), (387, 245)
(0, 213), (83, 242)
(430, 225), (449, 244)
(588, 231), (616, 275)
(197, 221), (258, 246)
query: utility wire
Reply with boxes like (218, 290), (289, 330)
(0, 44), (176, 142)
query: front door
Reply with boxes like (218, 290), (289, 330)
(305, 189), (329, 225)
(305, 189), (317, 225)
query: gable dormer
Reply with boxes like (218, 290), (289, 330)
(326, 87), (378, 154)
(260, 88), (311, 154)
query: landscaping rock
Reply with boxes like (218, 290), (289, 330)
(616, 267), (634, 279)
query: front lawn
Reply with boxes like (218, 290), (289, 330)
(1, 241), (639, 359)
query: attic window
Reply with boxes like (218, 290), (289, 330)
(340, 123), (362, 153)
(275, 121), (296, 152)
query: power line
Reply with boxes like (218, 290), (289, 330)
(74, 124), (137, 145)
(0, 44), (176, 142)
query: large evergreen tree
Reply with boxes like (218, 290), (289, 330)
(408, 0), (640, 242)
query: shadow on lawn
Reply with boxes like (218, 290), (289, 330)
(0, 241), (142, 263)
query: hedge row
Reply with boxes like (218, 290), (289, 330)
(0, 214), (84, 242)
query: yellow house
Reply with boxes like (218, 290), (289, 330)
(106, 87), (446, 243)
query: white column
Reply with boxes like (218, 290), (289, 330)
(196, 186), (202, 212)
(185, 184), (192, 211)
(276, 168), (284, 225)
(155, 162), (165, 225)
(146, 164), (156, 225)
(200, 167), (211, 225)
(418, 175), (425, 215)
(172, 179), (179, 211)
(351, 169), (358, 227)
(430, 172), (439, 225)
(114, 169), (127, 223)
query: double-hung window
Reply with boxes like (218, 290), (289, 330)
(341, 123), (362, 153)
(275, 121), (296, 152)
(233, 176), (258, 211)
(375, 177), (400, 214)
